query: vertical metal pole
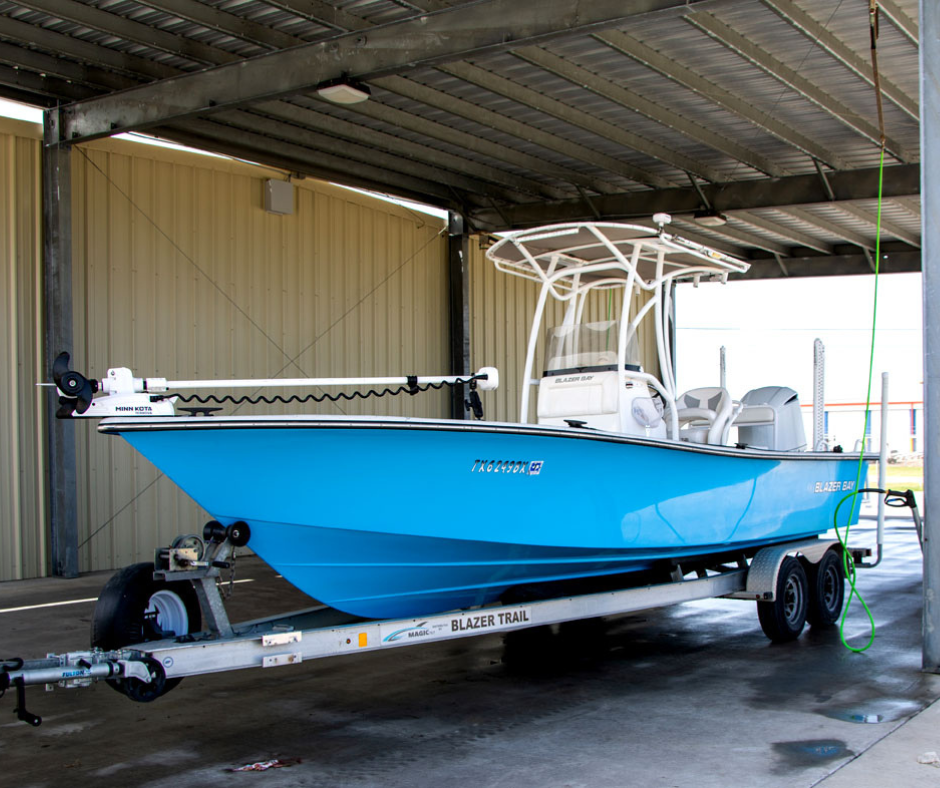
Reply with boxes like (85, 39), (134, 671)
(921, 0), (940, 673)
(447, 212), (470, 420)
(813, 338), (825, 450)
(42, 108), (78, 578)
(719, 345), (726, 389)
(878, 372), (888, 551)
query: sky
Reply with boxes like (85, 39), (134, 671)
(675, 272), (924, 407)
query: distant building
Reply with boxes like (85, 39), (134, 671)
(799, 402), (923, 457)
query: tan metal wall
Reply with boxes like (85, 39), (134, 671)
(0, 118), (46, 581)
(468, 235), (657, 424)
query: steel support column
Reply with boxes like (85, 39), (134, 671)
(921, 0), (940, 672)
(42, 108), (78, 578)
(448, 212), (470, 420)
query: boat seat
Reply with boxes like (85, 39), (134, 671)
(676, 386), (735, 445)
(732, 386), (806, 451)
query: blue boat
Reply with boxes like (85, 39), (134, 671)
(102, 415), (863, 618)
(67, 218), (867, 619)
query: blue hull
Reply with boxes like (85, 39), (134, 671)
(105, 417), (865, 618)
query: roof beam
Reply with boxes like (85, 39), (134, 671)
(134, 0), (304, 51)
(261, 0), (371, 32)
(0, 85), (57, 108)
(438, 61), (715, 183)
(513, 46), (788, 177)
(467, 163), (920, 229)
(783, 207), (874, 250)
(836, 203), (921, 248)
(376, 75), (661, 190)
(670, 217), (789, 256)
(685, 11), (910, 161)
(736, 248), (920, 280)
(0, 64), (98, 102)
(729, 211), (834, 254)
(317, 96), (597, 196)
(56, 0), (704, 143)
(878, 0), (919, 46)
(166, 118), (462, 205)
(255, 101), (568, 201)
(0, 41), (144, 93)
(656, 224), (744, 258)
(761, 0), (918, 121)
(12, 0), (240, 66)
(0, 16), (178, 81)
(213, 108), (529, 203)
(595, 29), (849, 171)
(893, 196), (922, 218)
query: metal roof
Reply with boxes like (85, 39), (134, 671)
(0, 0), (922, 277)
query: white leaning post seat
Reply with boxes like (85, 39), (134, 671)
(676, 386), (734, 445)
(537, 369), (621, 432)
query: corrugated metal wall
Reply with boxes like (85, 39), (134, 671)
(468, 235), (657, 423)
(0, 118), (46, 581)
(0, 124), (450, 580)
(70, 139), (449, 574)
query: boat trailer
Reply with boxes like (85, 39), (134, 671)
(1, 526), (874, 727)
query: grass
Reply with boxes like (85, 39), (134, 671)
(868, 463), (924, 492)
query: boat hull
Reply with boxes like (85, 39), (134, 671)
(104, 416), (867, 618)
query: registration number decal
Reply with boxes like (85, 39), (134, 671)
(471, 459), (544, 475)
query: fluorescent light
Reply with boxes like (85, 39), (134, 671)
(317, 79), (371, 105)
(693, 209), (728, 227)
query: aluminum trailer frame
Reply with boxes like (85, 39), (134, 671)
(1, 536), (855, 726)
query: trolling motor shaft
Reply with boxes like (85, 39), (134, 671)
(50, 351), (498, 419)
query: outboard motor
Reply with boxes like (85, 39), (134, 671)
(737, 386), (806, 451)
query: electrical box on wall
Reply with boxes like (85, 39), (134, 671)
(264, 179), (294, 215)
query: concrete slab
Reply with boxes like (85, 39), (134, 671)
(819, 699), (940, 787)
(1, 522), (935, 787)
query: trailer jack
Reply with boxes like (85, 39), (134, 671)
(1, 661), (40, 726)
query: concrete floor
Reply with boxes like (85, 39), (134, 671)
(2, 522), (936, 788)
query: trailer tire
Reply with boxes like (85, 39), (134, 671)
(757, 556), (808, 643)
(91, 562), (201, 701)
(805, 549), (845, 627)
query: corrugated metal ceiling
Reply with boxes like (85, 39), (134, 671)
(0, 0), (922, 277)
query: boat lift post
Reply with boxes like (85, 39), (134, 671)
(813, 338), (826, 451)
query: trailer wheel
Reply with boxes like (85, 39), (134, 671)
(805, 549), (845, 627)
(91, 562), (201, 701)
(757, 556), (808, 643)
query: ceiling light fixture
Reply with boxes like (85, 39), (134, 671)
(693, 209), (728, 227)
(316, 78), (371, 105)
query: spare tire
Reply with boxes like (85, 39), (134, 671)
(91, 562), (201, 701)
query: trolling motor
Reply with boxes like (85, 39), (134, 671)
(51, 352), (498, 419)
(52, 352), (177, 418)
(53, 352), (98, 417)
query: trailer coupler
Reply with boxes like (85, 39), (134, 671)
(1, 651), (156, 727)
